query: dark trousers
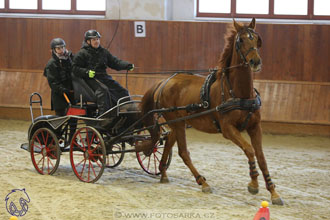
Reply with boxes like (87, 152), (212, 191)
(55, 109), (77, 146)
(85, 74), (129, 114)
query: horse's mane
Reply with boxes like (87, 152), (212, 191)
(218, 24), (237, 69)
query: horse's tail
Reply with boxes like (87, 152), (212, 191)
(137, 82), (162, 153)
(140, 81), (163, 124)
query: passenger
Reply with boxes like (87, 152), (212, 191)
(72, 29), (134, 115)
(44, 38), (75, 116)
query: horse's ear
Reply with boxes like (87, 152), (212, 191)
(249, 18), (256, 30)
(257, 35), (262, 48)
(233, 18), (241, 31)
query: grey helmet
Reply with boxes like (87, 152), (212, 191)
(50, 38), (66, 49)
(84, 30), (101, 41)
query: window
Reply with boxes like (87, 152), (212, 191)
(0, 0), (5, 9)
(77, 0), (105, 11)
(199, 0), (231, 13)
(314, 0), (330, 16)
(236, 0), (269, 15)
(10, 0), (37, 10)
(274, 0), (308, 15)
(42, 0), (71, 10)
(0, 0), (105, 15)
(197, 0), (330, 20)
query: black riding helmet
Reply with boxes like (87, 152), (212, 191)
(50, 38), (66, 49)
(84, 30), (101, 42)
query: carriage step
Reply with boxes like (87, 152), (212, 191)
(20, 143), (43, 153)
(20, 143), (29, 151)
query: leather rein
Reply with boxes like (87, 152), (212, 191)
(152, 28), (262, 132)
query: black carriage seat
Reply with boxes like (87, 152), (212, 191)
(71, 74), (98, 117)
(71, 74), (97, 104)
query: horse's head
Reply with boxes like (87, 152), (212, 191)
(233, 18), (262, 72)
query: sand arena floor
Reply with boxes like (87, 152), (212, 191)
(0, 119), (329, 220)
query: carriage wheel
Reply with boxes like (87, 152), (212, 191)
(136, 129), (172, 175)
(30, 128), (60, 175)
(70, 126), (106, 183)
(106, 142), (125, 168)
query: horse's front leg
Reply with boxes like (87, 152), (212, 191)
(247, 123), (284, 205)
(221, 123), (259, 195)
(174, 123), (212, 193)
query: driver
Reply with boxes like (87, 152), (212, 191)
(72, 30), (134, 115)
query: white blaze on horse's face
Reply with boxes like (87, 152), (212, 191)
(240, 30), (262, 72)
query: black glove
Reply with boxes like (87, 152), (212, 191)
(127, 64), (134, 71)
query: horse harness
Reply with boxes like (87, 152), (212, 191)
(153, 69), (261, 133)
(154, 28), (262, 132)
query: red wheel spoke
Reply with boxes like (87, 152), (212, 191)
(76, 157), (86, 167)
(90, 161), (97, 178)
(34, 152), (42, 158)
(33, 143), (42, 150)
(154, 152), (161, 162)
(146, 155), (151, 171)
(47, 156), (55, 168)
(79, 159), (87, 177)
(35, 136), (43, 149)
(111, 155), (117, 164)
(36, 155), (44, 166)
(153, 153), (157, 174)
(88, 160), (92, 182)
(48, 152), (57, 159)
(112, 153), (120, 160)
(46, 139), (55, 150)
(41, 155), (45, 172)
(47, 157), (51, 174)
(94, 158), (103, 169)
(72, 140), (86, 152)
(78, 132), (85, 148)
(90, 144), (101, 153)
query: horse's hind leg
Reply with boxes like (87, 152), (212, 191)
(159, 130), (176, 183)
(174, 123), (212, 193)
(247, 123), (284, 205)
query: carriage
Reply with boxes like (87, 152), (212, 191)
(21, 18), (284, 205)
(21, 76), (172, 183)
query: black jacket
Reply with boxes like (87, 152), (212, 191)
(44, 52), (74, 111)
(72, 43), (130, 78)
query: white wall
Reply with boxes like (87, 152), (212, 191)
(105, 0), (195, 21)
(106, 0), (166, 20)
(168, 0), (195, 20)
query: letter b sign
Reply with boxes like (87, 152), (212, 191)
(134, 21), (146, 38)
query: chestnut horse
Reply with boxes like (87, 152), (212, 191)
(140, 18), (283, 205)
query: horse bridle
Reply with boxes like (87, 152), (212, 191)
(235, 28), (260, 65)
(219, 28), (262, 104)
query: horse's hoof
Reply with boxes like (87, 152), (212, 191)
(202, 186), (212, 193)
(248, 185), (259, 195)
(160, 177), (169, 183)
(272, 197), (284, 206)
